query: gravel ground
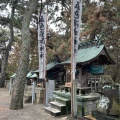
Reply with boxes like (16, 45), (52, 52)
(0, 88), (69, 120)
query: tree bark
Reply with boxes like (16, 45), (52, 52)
(10, 0), (38, 110)
(112, 39), (119, 82)
(0, 51), (8, 87)
(0, 1), (15, 88)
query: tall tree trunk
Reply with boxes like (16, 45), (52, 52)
(112, 40), (119, 82)
(10, 0), (38, 110)
(0, 2), (15, 88)
(0, 51), (8, 87)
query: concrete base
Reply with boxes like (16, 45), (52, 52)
(24, 86), (45, 104)
(53, 90), (100, 117)
(35, 88), (45, 104)
(77, 93), (100, 117)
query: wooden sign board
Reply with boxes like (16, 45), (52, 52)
(65, 82), (72, 87)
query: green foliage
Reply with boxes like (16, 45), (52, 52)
(80, 0), (120, 82)
(0, 0), (119, 83)
(0, 28), (9, 43)
(47, 31), (71, 62)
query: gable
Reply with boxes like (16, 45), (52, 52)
(59, 45), (114, 65)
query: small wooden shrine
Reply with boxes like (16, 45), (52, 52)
(33, 61), (65, 87)
(58, 41), (115, 93)
(44, 41), (116, 117)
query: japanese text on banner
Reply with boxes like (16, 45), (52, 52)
(38, 12), (47, 79)
(73, 0), (82, 54)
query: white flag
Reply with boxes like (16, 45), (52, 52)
(71, 0), (82, 117)
(72, 0), (82, 78)
(38, 12), (47, 79)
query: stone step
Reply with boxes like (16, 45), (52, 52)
(54, 97), (71, 114)
(50, 101), (65, 107)
(55, 96), (70, 105)
(44, 107), (61, 116)
(50, 101), (66, 115)
(55, 96), (70, 102)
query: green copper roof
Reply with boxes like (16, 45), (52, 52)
(59, 45), (104, 64)
(47, 62), (56, 70)
(33, 62), (57, 73)
(26, 71), (33, 78)
(27, 71), (37, 78)
(29, 73), (37, 78)
(10, 73), (16, 78)
(10, 71), (37, 79)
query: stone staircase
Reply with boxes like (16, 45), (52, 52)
(44, 90), (100, 117)
(44, 91), (71, 116)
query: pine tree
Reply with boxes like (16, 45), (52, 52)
(10, 0), (38, 110)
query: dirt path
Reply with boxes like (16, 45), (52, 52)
(0, 88), (68, 120)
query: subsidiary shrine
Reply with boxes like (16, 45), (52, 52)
(9, 41), (119, 120)
(43, 41), (119, 120)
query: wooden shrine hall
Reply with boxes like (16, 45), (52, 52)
(57, 41), (115, 93)
(44, 41), (115, 117)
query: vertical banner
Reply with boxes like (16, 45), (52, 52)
(38, 12), (47, 79)
(72, 0), (82, 76)
(71, 0), (82, 117)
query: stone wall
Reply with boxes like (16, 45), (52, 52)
(24, 86), (45, 104)
(35, 88), (45, 104)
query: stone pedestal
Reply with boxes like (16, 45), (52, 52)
(77, 93), (100, 117)
(35, 88), (45, 104)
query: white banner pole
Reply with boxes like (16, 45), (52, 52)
(71, 0), (82, 117)
(38, 10), (48, 106)
(38, 12), (47, 79)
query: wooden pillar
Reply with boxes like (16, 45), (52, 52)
(91, 80), (93, 93)
(79, 89), (81, 95)
(32, 80), (36, 104)
(65, 65), (71, 83)
(45, 81), (49, 106)
(95, 80), (96, 92)
(71, 0), (77, 113)
(79, 68), (82, 87)
(65, 66), (70, 82)
(71, 0), (83, 117)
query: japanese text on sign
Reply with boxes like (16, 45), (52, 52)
(73, 0), (82, 53)
(38, 12), (47, 79)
